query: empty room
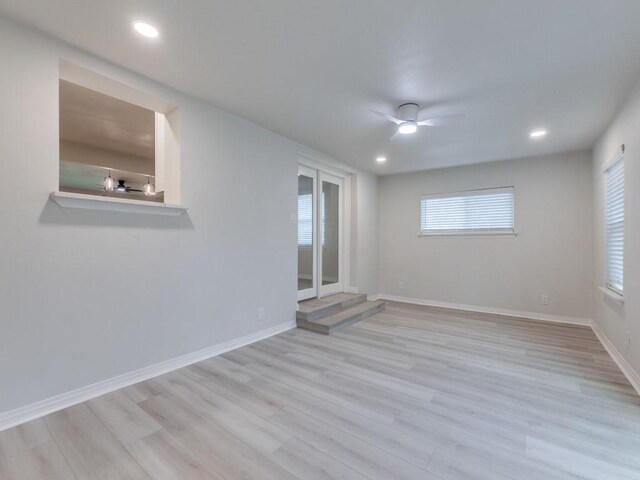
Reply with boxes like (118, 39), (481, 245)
(0, 1), (639, 479)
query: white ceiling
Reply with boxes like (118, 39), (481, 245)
(3, 0), (640, 174)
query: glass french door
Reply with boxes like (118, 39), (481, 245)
(297, 166), (317, 301)
(297, 167), (343, 300)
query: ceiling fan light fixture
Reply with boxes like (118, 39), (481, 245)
(104, 170), (115, 192)
(398, 121), (418, 135)
(143, 176), (155, 196)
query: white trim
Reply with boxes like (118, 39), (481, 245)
(297, 165), (318, 302)
(598, 286), (625, 304)
(592, 323), (640, 397)
(318, 171), (344, 297)
(298, 152), (354, 177)
(51, 192), (187, 216)
(376, 294), (591, 326)
(0, 320), (295, 432)
(342, 174), (352, 291)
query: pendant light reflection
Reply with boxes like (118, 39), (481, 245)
(104, 170), (115, 192)
(143, 176), (155, 196)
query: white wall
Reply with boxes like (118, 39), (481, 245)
(379, 151), (593, 321)
(0, 19), (378, 415)
(350, 172), (379, 296)
(592, 78), (640, 379)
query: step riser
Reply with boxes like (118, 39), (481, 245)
(296, 294), (367, 321)
(297, 302), (385, 334)
(328, 302), (385, 333)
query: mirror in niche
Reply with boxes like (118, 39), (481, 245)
(58, 80), (163, 202)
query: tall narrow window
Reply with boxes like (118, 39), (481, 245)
(420, 187), (515, 236)
(605, 156), (624, 294)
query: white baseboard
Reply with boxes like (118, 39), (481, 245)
(0, 320), (295, 432)
(591, 323), (640, 397)
(376, 294), (591, 327)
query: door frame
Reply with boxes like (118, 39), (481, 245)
(297, 154), (352, 299)
(297, 165), (318, 301)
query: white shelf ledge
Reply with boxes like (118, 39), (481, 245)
(598, 286), (624, 304)
(51, 192), (187, 216)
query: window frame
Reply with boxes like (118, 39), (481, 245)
(419, 186), (516, 238)
(604, 154), (624, 296)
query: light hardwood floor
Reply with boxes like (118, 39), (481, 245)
(1, 301), (640, 480)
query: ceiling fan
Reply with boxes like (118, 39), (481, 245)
(372, 103), (464, 138)
(114, 179), (143, 193)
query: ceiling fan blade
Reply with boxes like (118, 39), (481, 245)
(371, 109), (403, 125)
(417, 114), (465, 126)
(126, 188), (143, 192)
(389, 130), (401, 141)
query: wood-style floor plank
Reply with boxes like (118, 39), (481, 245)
(87, 390), (162, 445)
(1, 301), (639, 480)
(43, 404), (148, 480)
(0, 442), (76, 480)
(0, 419), (51, 459)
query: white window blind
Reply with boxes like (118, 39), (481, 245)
(420, 187), (515, 235)
(297, 192), (325, 246)
(298, 193), (313, 246)
(605, 156), (624, 294)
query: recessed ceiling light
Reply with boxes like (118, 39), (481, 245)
(398, 121), (418, 135)
(376, 156), (387, 163)
(133, 21), (159, 38)
(530, 129), (547, 138)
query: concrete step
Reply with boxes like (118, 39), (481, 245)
(297, 293), (367, 322)
(297, 300), (385, 334)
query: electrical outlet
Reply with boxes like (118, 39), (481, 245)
(258, 307), (265, 321)
(398, 281), (405, 290)
(541, 294), (549, 305)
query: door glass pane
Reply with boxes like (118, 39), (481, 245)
(322, 180), (339, 286)
(298, 174), (314, 291)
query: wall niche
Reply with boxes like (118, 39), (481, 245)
(54, 60), (182, 212)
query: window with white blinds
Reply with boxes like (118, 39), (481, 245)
(297, 193), (325, 246)
(298, 193), (313, 246)
(605, 156), (624, 294)
(420, 187), (515, 235)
